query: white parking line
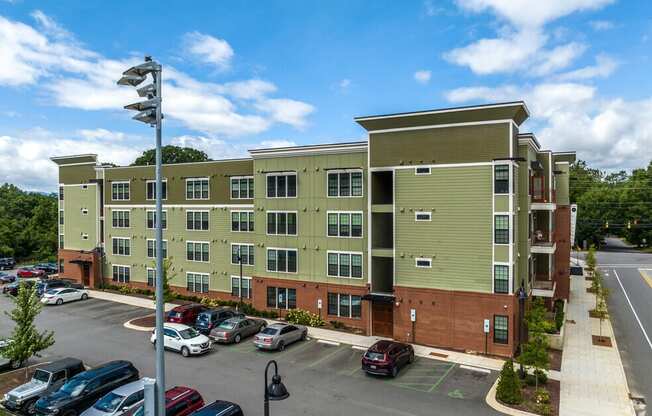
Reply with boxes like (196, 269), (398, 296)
(460, 364), (491, 374)
(352, 345), (368, 351)
(317, 339), (340, 346)
(613, 269), (652, 352)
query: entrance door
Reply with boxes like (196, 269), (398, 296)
(372, 302), (393, 338)
(82, 264), (90, 287)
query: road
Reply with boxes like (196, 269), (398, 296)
(579, 237), (652, 407)
(0, 293), (500, 416)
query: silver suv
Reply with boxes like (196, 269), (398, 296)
(2, 358), (85, 414)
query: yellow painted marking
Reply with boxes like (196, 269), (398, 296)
(639, 269), (652, 288)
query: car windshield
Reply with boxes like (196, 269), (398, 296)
(93, 392), (126, 413)
(178, 328), (200, 339)
(32, 369), (51, 383)
(260, 327), (279, 335)
(217, 321), (236, 330)
(45, 289), (59, 295)
(168, 311), (183, 318)
(60, 377), (88, 397)
(197, 313), (211, 322)
(365, 351), (385, 361)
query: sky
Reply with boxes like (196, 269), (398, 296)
(0, 0), (650, 192)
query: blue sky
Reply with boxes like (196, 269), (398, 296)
(0, 0), (650, 191)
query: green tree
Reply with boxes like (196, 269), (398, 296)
(591, 269), (603, 309)
(585, 246), (596, 273)
(518, 298), (550, 390)
(132, 145), (210, 166)
(597, 287), (610, 338)
(153, 258), (175, 305)
(1, 283), (54, 368)
(496, 359), (523, 405)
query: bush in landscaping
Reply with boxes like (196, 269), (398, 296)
(528, 388), (552, 416)
(554, 300), (565, 331)
(285, 309), (325, 327)
(525, 369), (548, 386)
(496, 359), (523, 405)
(119, 285), (134, 295)
(542, 320), (558, 334)
(330, 320), (345, 329)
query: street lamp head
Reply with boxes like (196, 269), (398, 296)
(117, 74), (146, 87)
(123, 61), (161, 77)
(137, 83), (157, 98)
(267, 374), (289, 401)
(124, 98), (160, 112)
(132, 108), (157, 124)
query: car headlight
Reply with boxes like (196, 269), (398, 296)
(15, 398), (23, 405)
(191, 344), (201, 348)
(3, 393), (8, 401)
(48, 407), (59, 414)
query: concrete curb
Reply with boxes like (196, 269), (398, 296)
(485, 378), (538, 416)
(123, 316), (155, 332)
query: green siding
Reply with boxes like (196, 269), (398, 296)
(59, 165), (96, 185)
(495, 195), (509, 212)
(62, 185), (98, 251)
(555, 163), (570, 205)
(394, 166), (493, 292)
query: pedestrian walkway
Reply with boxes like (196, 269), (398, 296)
(559, 271), (635, 416)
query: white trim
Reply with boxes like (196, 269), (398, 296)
(230, 209), (255, 233)
(369, 161), (493, 172)
(230, 176), (254, 200)
(186, 240), (211, 263)
(326, 169), (364, 199)
(355, 102), (529, 121)
(102, 158), (252, 170)
(146, 238), (168, 259)
(415, 257), (432, 268)
(54, 161), (97, 167)
(110, 181), (130, 201)
(250, 142), (367, 159)
(266, 247), (299, 274)
(186, 271), (210, 293)
(230, 275), (252, 298)
(367, 119), (513, 134)
(265, 172), (298, 199)
(145, 209), (167, 230)
(230, 243), (255, 266)
(185, 209), (210, 231)
(326, 250), (364, 279)
(265, 210), (299, 236)
(492, 262), (510, 294)
(110, 237), (131, 256)
(415, 167), (431, 175)
(326, 211), (364, 238)
(60, 183), (98, 187)
(111, 264), (131, 283)
(107, 204), (253, 209)
(185, 177), (210, 201)
(110, 209), (131, 229)
(392, 169), (396, 287)
(145, 179), (168, 201)
(367, 141), (372, 288)
(414, 211), (432, 222)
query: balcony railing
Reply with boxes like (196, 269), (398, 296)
(531, 175), (556, 203)
(531, 230), (555, 245)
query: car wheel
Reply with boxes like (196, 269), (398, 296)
(181, 347), (190, 357)
(81, 293), (88, 300)
(391, 366), (398, 378)
(408, 352), (415, 364)
(301, 330), (307, 341)
(26, 399), (37, 415)
(234, 334), (241, 344)
(278, 341), (285, 351)
(56, 298), (63, 305)
(62, 410), (77, 416)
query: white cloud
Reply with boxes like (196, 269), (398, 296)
(589, 20), (614, 31)
(254, 98), (315, 128)
(414, 70), (432, 84)
(30, 10), (72, 39)
(530, 42), (587, 76)
(339, 79), (351, 89)
(183, 31), (234, 71)
(76, 128), (126, 141)
(258, 139), (297, 148)
(557, 53), (618, 80)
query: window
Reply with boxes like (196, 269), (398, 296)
(267, 212), (297, 235)
(494, 165), (509, 194)
(267, 249), (297, 273)
(146, 239), (168, 259)
(111, 181), (130, 200)
(59, 234), (64, 249)
(327, 212), (363, 237)
(415, 167), (431, 175)
(231, 276), (251, 298)
(146, 210), (167, 229)
(112, 238), (130, 256)
(59, 259), (64, 273)
(494, 265), (509, 294)
(81, 208), (88, 215)
(494, 315), (508, 344)
(231, 244), (254, 266)
(186, 241), (209, 262)
(59, 210), (64, 225)
(327, 170), (363, 197)
(186, 210), (209, 231)
(494, 215), (509, 244)
(186, 178), (209, 200)
(415, 258), (432, 268)
(231, 211), (254, 232)
(327, 293), (361, 318)
(266, 287), (296, 309)
(186, 272), (209, 293)
(81, 233), (89, 240)
(112, 265), (130, 283)
(59, 186), (64, 201)
(415, 211), (431, 221)
(327, 252), (363, 278)
(266, 173), (297, 198)
(147, 268), (156, 287)
(146, 180), (167, 200)
(112, 210), (130, 228)
(231, 176), (254, 199)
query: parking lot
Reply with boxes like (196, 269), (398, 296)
(0, 294), (500, 416)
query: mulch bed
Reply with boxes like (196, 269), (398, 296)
(129, 314), (156, 328)
(592, 335), (612, 347)
(549, 349), (563, 371)
(586, 287), (597, 293)
(589, 309), (607, 319)
(501, 379), (560, 416)
(0, 366), (37, 396)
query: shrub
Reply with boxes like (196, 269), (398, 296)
(525, 369), (548, 386)
(330, 320), (345, 329)
(542, 320), (557, 334)
(529, 388), (552, 416)
(496, 359), (523, 405)
(285, 309), (325, 327)
(119, 285), (134, 295)
(554, 300), (565, 331)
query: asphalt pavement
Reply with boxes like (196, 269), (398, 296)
(0, 293), (500, 416)
(578, 237), (652, 407)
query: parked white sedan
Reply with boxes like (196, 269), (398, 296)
(150, 323), (212, 357)
(40, 287), (89, 305)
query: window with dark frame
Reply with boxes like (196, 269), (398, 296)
(146, 180), (167, 200)
(59, 210), (64, 225)
(59, 186), (64, 201)
(266, 212), (297, 235)
(415, 167), (431, 175)
(327, 171), (363, 197)
(266, 173), (297, 198)
(494, 215), (509, 244)
(231, 211), (254, 232)
(230, 176), (254, 199)
(327, 293), (361, 318)
(146, 240), (167, 259)
(187, 210), (209, 230)
(186, 272), (209, 293)
(231, 244), (254, 266)
(146, 211), (167, 229)
(266, 287), (296, 309)
(494, 165), (510, 194)
(186, 178), (209, 200)
(493, 315), (508, 344)
(494, 265), (509, 294)
(327, 212), (363, 237)
(266, 249), (297, 273)
(112, 210), (130, 228)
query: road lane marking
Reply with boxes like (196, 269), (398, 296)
(352, 345), (368, 351)
(428, 363), (455, 393)
(317, 339), (340, 346)
(613, 269), (652, 352)
(460, 364), (491, 374)
(638, 269), (652, 288)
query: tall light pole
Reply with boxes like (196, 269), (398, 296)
(117, 56), (165, 416)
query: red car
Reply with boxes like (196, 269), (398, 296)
(131, 386), (204, 416)
(166, 304), (207, 325)
(361, 340), (415, 377)
(16, 267), (45, 278)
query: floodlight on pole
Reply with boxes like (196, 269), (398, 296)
(116, 56), (165, 416)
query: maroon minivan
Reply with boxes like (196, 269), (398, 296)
(361, 340), (415, 377)
(166, 304), (207, 325)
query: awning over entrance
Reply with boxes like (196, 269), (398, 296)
(361, 293), (395, 303)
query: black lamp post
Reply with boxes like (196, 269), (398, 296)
(517, 285), (527, 378)
(264, 360), (289, 416)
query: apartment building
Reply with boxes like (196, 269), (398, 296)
(52, 101), (574, 357)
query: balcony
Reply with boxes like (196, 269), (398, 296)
(531, 175), (556, 209)
(530, 230), (556, 254)
(532, 279), (556, 298)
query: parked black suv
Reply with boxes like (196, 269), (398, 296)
(34, 360), (139, 416)
(0, 257), (16, 270)
(35, 263), (58, 276)
(194, 307), (243, 335)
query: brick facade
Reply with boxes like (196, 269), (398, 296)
(58, 249), (102, 288)
(554, 206), (571, 300)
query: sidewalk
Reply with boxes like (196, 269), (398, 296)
(559, 271), (635, 415)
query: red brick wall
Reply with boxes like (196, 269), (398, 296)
(555, 206), (571, 300)
(393, 286), (519, 357)
(58, 249), (101, 288)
